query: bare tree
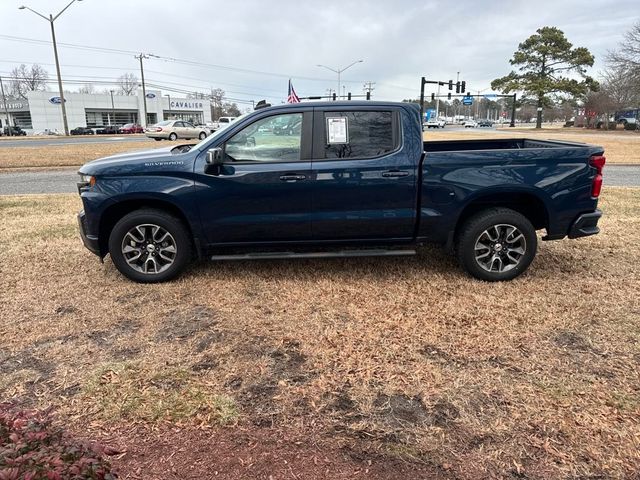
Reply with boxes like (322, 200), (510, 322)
(9, 64), (49, 99)
(117, 73), (138, 95)
(607, 21), (640, 84)
(209, 88), (225, 119)
(78, 84), (95, 94)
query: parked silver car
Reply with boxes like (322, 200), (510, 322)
(145, 120), (210, 141)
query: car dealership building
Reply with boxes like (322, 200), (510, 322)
(0, 89), (212, 134)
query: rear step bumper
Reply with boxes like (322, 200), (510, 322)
(568, 209), (602, 239)
(210, 249), (416, 261)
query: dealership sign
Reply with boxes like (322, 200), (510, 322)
(5, 101), (28, 111)
(48, 96), (66, 104)
(170, 100), (204, 110)
(145, 93), (156, 99)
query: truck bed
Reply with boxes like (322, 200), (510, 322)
(423, 138), (585, 152)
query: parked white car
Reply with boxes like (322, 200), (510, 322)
(424, 118), (446, 129)
(212, 116), (237, 131)
(463, 120), (478, 128)
(145, 120), (210, 141)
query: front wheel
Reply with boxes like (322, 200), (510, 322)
(108, 209), (192, 283)
(169, 132), (178, 141)
(456, 208), (537, 281)
(199, 131), (207, 140)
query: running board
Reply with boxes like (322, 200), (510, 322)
(210, 248), (416, 261)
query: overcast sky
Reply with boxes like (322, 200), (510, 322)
(0, 0), (637, 109)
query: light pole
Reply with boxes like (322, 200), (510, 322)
(316, 60), (363, 100)
(109, 90), (115, 126)
(19, 0), (83, 136)
(164, 94), (171, 119)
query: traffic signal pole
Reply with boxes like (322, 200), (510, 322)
(420, 77), (467, 123)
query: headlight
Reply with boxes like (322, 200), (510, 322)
(77, 174), (96, 191)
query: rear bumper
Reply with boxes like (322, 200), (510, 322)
(77, 210), (101, 256)
(568, 209), (602, 239)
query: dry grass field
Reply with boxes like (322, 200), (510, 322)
(0, 187), (638, 478)
(0, 139), (167, 170)
(425, 128), (640, 165)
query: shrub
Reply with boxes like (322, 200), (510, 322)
(0, 404), (117, 480)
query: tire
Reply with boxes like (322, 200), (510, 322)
(108, 209), (192, 283)
(456, 208), (537, 282)
(169, 132), (178, 141)
(199, 131), (207, 140)
(154, 138), (162, 141)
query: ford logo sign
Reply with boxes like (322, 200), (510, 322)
(145, 93), (156, 99)
(48, 96), (66, 104)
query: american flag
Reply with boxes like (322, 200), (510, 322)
(287, 79), (300, 103)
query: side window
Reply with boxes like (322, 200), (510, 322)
(225, 113), (302, 163)
(174, 121), (184, 128)
(184, 122), (194, 128)
(323, 111), (396, 159)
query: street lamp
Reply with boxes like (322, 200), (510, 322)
(19, 0), (84, 136)
(164, 94), (171, 119)
(316, 60), (363, 100)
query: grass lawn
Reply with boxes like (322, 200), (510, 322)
(0, 188), (639, 479)
(0, 139), (168, 170)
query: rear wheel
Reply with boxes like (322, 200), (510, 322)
(154, 137), (162, 141)
(169, 132), (178, 141)
(108, 209), (192, 283)
(456, 208), (537, 281)
(199, 131), (207, 140)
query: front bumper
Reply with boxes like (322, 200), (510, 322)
(568, 209), (602, 239)
(77, 210), (101, 256)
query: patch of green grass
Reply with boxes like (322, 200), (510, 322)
(84, 362), (238, 425)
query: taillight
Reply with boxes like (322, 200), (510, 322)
(155, 127), (163, 132)
(590, 154), (605, 198)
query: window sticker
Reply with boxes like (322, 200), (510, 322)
(326, 117), (348, 144)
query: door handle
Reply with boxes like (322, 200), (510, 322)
(381, 170), (410, 178)
(279, 174), (306, 182)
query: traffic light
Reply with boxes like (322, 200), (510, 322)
(455, 82), (460, 93)
(461, 81), (466, 94)
(448, 80), (453, 90)
(431, 93), (435, 101)
(448, 92), (451, 100)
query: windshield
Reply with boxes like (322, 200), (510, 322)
(191, 111), (252, 150)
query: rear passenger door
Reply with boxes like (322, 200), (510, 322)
(310, 107), (417, 240)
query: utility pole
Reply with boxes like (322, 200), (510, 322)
(135, 53), (157, 127)
(0, 76), (12, 136)
(19, 1), (83, 136)
(165, 94), (171, 119)
(109, 90), (115, 126)
(363, 81), (375, 100)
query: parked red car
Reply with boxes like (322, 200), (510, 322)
(118, 123), (144, 134)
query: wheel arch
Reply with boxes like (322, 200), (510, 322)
(453, 189), (550, 242)
(98, 197), (198, 258)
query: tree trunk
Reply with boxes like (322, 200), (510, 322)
(536, 96), (543, 129)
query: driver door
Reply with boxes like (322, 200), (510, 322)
(195, 110), (313, 245)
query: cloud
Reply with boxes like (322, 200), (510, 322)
(0, 0), (636, 104)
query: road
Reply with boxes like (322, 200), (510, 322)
(1, 165), (638, 196)
(0, 135), (150, 148)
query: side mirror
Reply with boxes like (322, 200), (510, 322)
(206, 147), (223, 165)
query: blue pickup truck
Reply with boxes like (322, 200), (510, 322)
(77, 101), (605, 283)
